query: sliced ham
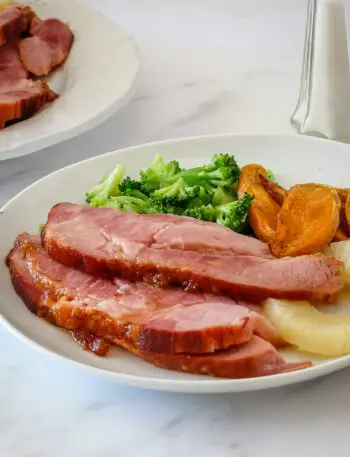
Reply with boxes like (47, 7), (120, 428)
(42, 203), (344, 302)
(0, 43), (27, 86)
(0, 4), (35, 45)
(19, 17), (73, 76)
(133, 336), (311, 379)
(7, 233), (284, 355)
(0, 43), (57, 127)
(7, 233), (310, 378)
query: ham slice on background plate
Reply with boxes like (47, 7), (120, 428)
(0, 3), (73, 128)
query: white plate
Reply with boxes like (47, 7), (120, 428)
(0, 0), (140, 161)
(1, 134), (350, 393)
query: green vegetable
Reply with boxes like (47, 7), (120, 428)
(266, 169), (276, 182)
(150, 177), (201, 207)
(215, 193), (254, 232)
(175, 153), (240, 196)
(212, 186), (236, 207)
(84, 152), (251, 234)
(139, 154), (182, 195)
(86, 164), (125, 204)
(94, 195), (149, 213)
(184, 193), (254, 233)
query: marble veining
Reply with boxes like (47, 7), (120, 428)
(2, 1), (350, 456)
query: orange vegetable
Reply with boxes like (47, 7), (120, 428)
(270, 184), (340, 257)
(238, 164), (281, 244)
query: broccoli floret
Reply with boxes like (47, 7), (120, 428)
(175, 153), (241, 196)
(266, 169), (276, 182)
(92, 195), (150, 213)
(183, 205), (217, 222)
(148, 200), (183, 215)
(86, 164), (125, 204)
(139, 154), (182, 195)
(150, 177), (201, 207)
(184, 193), (254, 233)
(118, 177), (149, 200)
(212, 186), (236, 206)
(119, 176), (142, 193)
(215, 193), (254, 233)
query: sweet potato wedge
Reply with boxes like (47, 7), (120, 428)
(333, 228), (349, 242)
(238, 164), (281, 244)
(259, 174), (287, 206)
(270, 183), (340, 257)
(337, 190), (350, 236)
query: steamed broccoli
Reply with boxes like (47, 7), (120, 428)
(119, 176), (142, 193)
(266, 169), (276, 182)
(183, 204), (216, 222)
(150, 177), (201, 207)
(212, 186), (236, 206)
(175, 153), (241, 195)
(86, 164), (125, 204)
(184, 193), (254, 233)
(215, 193), (254, 232)
(92, 195), (150, 213)
(140, 154), (182, 195)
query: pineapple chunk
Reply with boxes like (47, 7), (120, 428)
(264, 298), (350, 356)
(329, 240), (350, 285)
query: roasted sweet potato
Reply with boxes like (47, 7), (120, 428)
(238, 164), (281, 244)
(259, 174), (287, 206)
(333, 228), (349, 242)
(270, 184), (340, 257)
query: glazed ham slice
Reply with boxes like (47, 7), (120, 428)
(130, 336), (311, 379)
(7, 233), (285, 355)
(42, 203), (344, 302)
(7, 233), (310, 378)
(0, 44), (57, 127)
(19, 17), (73, 76)
(0, 4), (35, 45)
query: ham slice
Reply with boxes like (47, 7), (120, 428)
(131, 336), (311, 379)
(6, 233), (310, 378)
(19, 17), (73, 76)
(42, 203), (344, 302)
(0, 44), (57, 127)
(7, 233), (283, 355)
(0, 4), (35, 45)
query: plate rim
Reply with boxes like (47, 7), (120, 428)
(0, 0), (141, 161)
(1, 132), (350, 393)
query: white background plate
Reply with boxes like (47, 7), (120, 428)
(0, 0), (140, 161)
(1, 134), (350, 393)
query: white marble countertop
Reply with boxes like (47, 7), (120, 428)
(2, 1), (350, 456)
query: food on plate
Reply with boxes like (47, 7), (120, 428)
(237, 164), (281, 243)
(0, 3), (34, 44)
(259, 173), (287, 206)
(0, 3), (73, 128)
(8, 152), (350, 380)
(41, 203), (343, 302)
(7, 233), (311, 377)
(19, 17), (73, 76)
(71, 329), (111, 357)
(86, 153), (254, 234)
(0, 44), (57, 127)
(264, 298), (350, 357)
(270, 184), (340, 258)
(333, 228), (349, 242)
(9, 234), (285, 353)
(126, 336), (311, 379)
(338, 191), (350, 236)
(329, 240), (350, 285)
